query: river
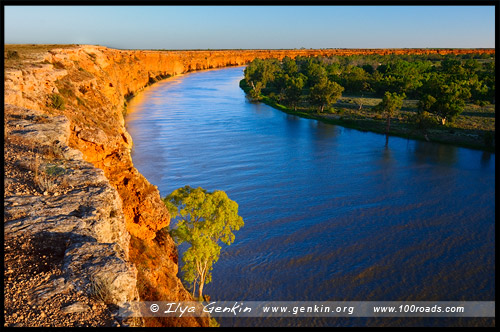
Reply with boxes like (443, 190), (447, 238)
(125, 66), (495, 327)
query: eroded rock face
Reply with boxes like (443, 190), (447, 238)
(4, 105), (140, 326)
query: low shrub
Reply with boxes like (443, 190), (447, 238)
(411, 111), (438, 130)
(6, 50), (20, 59)
(48, 93), (65, 110)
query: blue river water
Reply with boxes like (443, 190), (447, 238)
(126, 66), (495, 327)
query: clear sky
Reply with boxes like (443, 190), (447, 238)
(4, 5), (496, 49)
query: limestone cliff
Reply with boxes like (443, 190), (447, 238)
(4, 45), (494, 327)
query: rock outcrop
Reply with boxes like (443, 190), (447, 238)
(4, 45), (494, 327)
(4, 104), (140, 326)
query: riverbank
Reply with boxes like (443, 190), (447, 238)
(239, 80), (495, 152)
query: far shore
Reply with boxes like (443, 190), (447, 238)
(239, 80), (495, 153)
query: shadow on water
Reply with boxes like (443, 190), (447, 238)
(286, 114), (302, 123)
(309, 120), (340, 141)
(410, 140), (458, 166)
(480, 151), (492, 169)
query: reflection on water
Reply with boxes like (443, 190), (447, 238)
(126, 67), (495, 327)
(481, 152), (492, 169)
(412, 140), (458, 166)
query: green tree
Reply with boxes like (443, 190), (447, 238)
(249, 81), (264, 100)
(163, 186), (244, 299)
(244, 58), (279, 99)
(304, 62), (328, 88)
(309, 78), (344, 113)
(341, 65), (370, 93)
(284, 73), (306, 110)
(375, 91), (406, 133)
(417, 94), (437, 115)
(281, 56), (298, 76)
(430, 82), (471, 125)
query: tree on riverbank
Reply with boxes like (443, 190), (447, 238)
(375, 91), (406, 133)
(163, 186), (244, 300)
(309, 78), (344, 113)
(429, 82), (472, 125)
(284, 74), (307, 110)
(244, 58), (280, 100)
(241, 53), (495, 151)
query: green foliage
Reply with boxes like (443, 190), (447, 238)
(249, 81), (264, 100)
(283, 73), (307, 110)
(411, 111), (438, 131)
(48, 93), (65, 110)
(309, 78), (344, 113)
(340, 65), (371, 93)
(55, 78), (75, 98)
(301, 61), (327, 87)
(244, 58), (280, 99)
(45, 164), (67, 176)
(163, 186), (244, 299)
(376, 91), (406, 115)
(418, 94), (437, 114)
(281, 56), (298, 76)
(430, 82), (471, 125)
(242, 53), (494, 142)
(375, 91), (406, 133)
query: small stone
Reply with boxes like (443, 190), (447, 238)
(43, 191), (48, 196)
(61, 302), (90, 314)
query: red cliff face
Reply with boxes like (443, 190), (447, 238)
(4, 45), (494, 327)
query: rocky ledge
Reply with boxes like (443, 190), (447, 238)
(4, 104), (142, 327)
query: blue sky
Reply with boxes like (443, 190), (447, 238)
(4, 6), (495, 49)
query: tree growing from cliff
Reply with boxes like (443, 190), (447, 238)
(163, 186), (244, 300)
